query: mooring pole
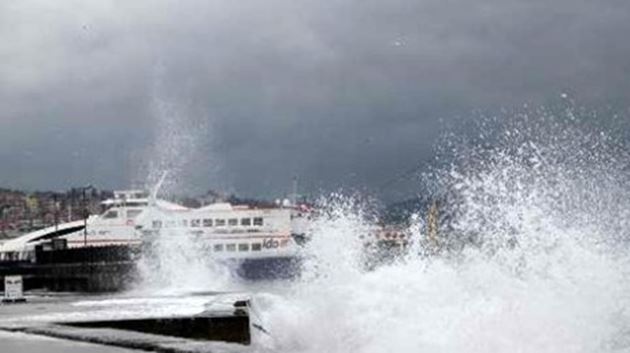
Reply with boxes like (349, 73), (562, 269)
(427, 200), (439, 250)
(83, 188), (87, 247)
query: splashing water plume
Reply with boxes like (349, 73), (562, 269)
(255, 109), (630, 353)
(299, 194), (374, 284)
(135, 207), (233, 295)
(134, 78), (232, 294)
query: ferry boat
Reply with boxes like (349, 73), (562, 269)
(0, 189), (312, 276)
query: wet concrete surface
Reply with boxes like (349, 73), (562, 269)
(0, 291), (253, 353)
(0, 330), (138, 353)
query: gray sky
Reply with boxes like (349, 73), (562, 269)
(1, 0), (630, 200)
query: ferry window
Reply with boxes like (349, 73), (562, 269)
(127, 210), (142, 218)
(241, 218), (251, 226)
(203, 219), (213, 227)
(103, 210), (118, 219)
(181, 219), (188, 227)
(228, 218), (238, 226)
(215, 219), (226, 227)
(252, 243), (262, 251)
(214, 244), (223, 252)
(238, 243), (249, 251)
(166, 220), (175, 228)
(191, 219), (201, 227)
(126, 202), (146, 207)
(152, 220), (162, 229)
(253, 217), (264, 226)
(226, 244), (236, 252)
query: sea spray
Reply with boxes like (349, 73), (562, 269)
(256, 109), (630, 353)
(133, 207), (234, 294)
(298, 193), (375, 283)
(133, 76), (232, 294)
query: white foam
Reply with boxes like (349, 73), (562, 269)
(256, 114), (630, 353)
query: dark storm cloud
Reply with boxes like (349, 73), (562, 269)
(1, 0), (629, 199)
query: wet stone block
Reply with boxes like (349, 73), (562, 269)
(62, 315), (251, 345)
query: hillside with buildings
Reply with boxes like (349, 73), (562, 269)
(0, 188), (112, 239)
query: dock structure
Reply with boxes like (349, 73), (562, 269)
(0, 245), (137, 292)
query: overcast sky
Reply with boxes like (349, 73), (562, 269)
(1, 0), (629, 200)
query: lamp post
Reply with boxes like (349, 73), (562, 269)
(0, 205), (9, 237)
(80, 185), (94, 247)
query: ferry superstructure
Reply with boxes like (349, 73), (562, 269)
(138, 201), (311, 260)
